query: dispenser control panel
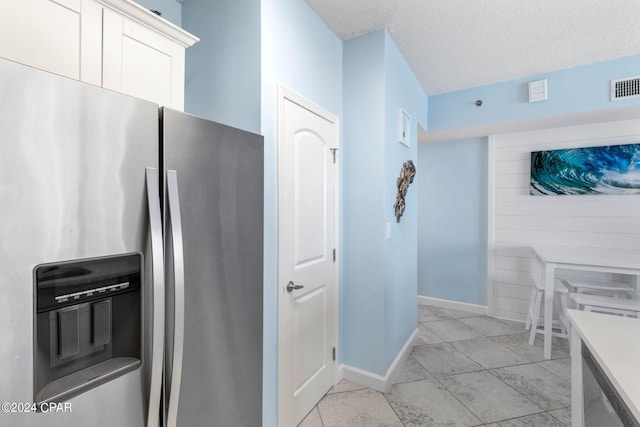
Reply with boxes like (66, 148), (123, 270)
(54, 282), (130, 303)
(35, 254), (140, 312)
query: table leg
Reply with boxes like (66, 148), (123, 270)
(571, 324), (583, 427)
(544, 263), (554, 359)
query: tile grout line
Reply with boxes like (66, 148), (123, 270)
(380, 390), (409, 427)
(423, 342), (544, 425)
(430, 374), (490, 426)
(485, 362), (573, 420)
(547, 407), (572, 426)
(315, 405), (326, 427)
(535, 357), (572, 381)
(416, 322), (448, 344)
(484, 365), (551, 418)
(410, 330), (489, 426)
(310, 307), (572, 427)
(415, 308), (570, 425)
(466, 320), (557, 420)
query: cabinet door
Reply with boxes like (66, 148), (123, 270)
(102, 8), (186, 109)
(0, 0), (82, 79)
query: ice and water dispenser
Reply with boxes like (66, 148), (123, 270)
(34, 253), (142, 404)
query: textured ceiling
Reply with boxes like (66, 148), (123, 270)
(305, 0), (640, 95)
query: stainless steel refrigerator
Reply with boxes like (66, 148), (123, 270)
(0, 58), (263, 427)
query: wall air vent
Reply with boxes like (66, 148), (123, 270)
(528, 79), (548, 102)
(610, 76), (640, 101)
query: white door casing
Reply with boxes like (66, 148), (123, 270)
(277, 86), (339, 427)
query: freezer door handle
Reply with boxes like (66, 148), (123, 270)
(145, 167), (165, 427)
(166, 169), (185, 427)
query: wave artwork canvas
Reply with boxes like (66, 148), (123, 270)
(530, 143), (640, 195)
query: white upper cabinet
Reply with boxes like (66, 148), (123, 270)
(100, 0), (197, 109)
(0, 0), (84, 81)
(0, 0), (198, 110)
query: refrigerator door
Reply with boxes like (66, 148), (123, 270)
(0, 59), (159, 427)
(161, 108), (264, 427)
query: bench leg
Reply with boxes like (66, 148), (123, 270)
(529, 290), (542, 346)
(525, 286), (537, 331)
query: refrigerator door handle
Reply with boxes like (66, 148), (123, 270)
(166, 169), (185, 427)
(145, 167), (165, 427)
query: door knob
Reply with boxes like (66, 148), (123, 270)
(286, 281), (304, 292)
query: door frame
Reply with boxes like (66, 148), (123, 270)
(276, 84), (341, 424)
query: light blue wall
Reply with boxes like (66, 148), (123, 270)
(342, 30), (427, 375)
(429, 55), (640, 132)
(382, 31), (425, 367)
(261, 1), (342, 426)
(417, 138), (487, 304)
(422, 55), (640, 307)
(342, 30), (386, 374)
(135, 0), (181, 26)
(182, 0), (261, 133)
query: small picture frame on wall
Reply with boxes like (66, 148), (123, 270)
(398, 109), (411, 147)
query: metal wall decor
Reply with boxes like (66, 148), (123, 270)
(394, 160), (416, 222)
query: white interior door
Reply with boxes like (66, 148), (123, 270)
(278, 87), (339, 427)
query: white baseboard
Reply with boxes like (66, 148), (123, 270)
(339, 327), (418, 393)
(338, 364), (387, 393)
(492, 314), (526, 324)
(418, 295), (488, 316)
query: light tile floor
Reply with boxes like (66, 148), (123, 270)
(298, 303), (571, 427)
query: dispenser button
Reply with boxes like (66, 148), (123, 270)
(58, 307), (80, 358)
(55, 294), (71, 303)
(92, 300), (111, 347)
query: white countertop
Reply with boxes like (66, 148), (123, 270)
(567, 309), (640, 422)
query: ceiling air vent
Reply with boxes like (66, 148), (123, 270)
(610, 76), (640, 101)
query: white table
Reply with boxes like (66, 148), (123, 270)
(531, 245), (640, 359)
(568, 310), (640, 426)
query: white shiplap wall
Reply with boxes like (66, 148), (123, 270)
(489, 119), (640, 321)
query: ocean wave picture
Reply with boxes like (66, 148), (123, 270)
(530, 143), (640, 195)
